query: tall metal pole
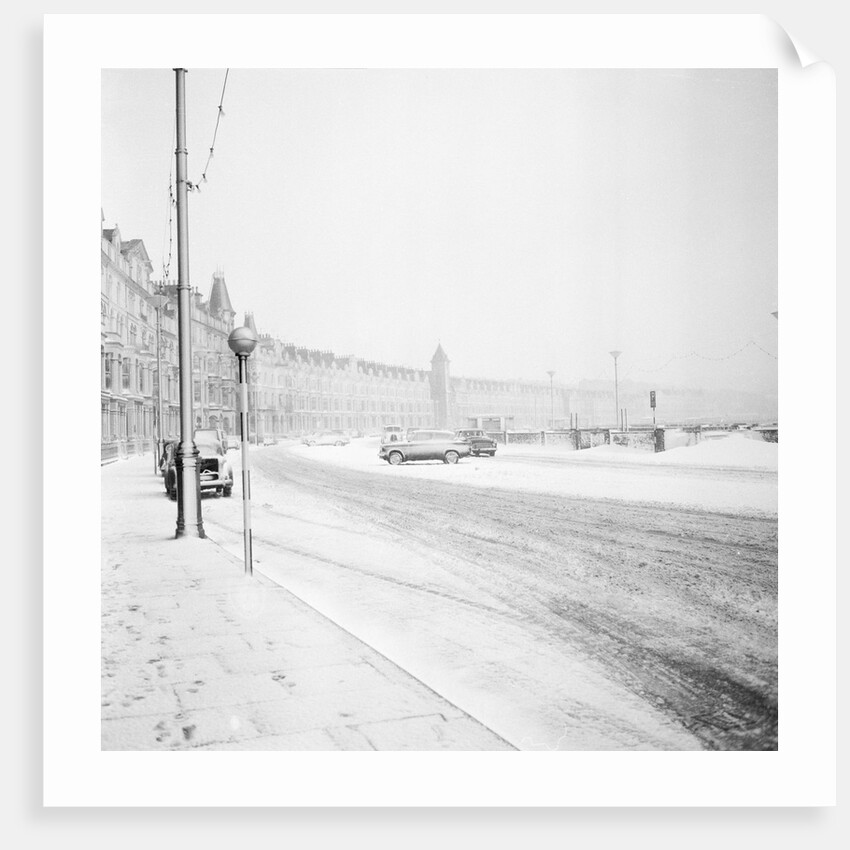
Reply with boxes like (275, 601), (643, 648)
(239, 355), (253, 575)
(150, 291), (169, 474)
(229, 327), (258, 577)
(155, 303), (163, 471)
(173, 68), (204, 538)
(610, 350), (622, 430)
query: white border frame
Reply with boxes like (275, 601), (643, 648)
(44, 13), (835, 806)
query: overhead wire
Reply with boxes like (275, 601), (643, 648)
(161, 68), (229, 281)
(187, 68), (229, 192)
(619, 340), (777, 382)
(161, 119), (176, 283)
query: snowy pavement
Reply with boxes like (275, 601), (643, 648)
(101, 456), (514, 750)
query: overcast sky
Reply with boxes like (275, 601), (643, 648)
(102, 68), (777, 394)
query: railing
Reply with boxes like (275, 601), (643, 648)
(493, 428), (666, 452)
(101, 438), (155, 464)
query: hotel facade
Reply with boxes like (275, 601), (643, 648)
(101, 224), (572, 461)
(102, 221), (763, 462)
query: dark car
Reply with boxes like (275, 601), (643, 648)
(195, 427), (226, 451)
(378, 429), (471, 465)
(163, 434), (234, 499)
(159, 440), (176, 476)
(454, 428), (498, 457)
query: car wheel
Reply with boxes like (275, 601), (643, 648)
(444, 450), (459, 464)
(388, 451), (404, 466)
(488, 451), (496, 457)
(223, 478), (233, 497)
(335, 441), (344, 446)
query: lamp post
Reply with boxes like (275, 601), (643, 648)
(173, 68), (204, 539)
(546, 371), (555, 430)
(149, 291), (170, 474)
(228, 326), (258, 577)
(609, 350), (622, 429)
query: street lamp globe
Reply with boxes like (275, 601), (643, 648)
(228, 326), (258, 357)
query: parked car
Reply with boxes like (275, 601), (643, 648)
(303, 430), (351, 447)
(226, 435), (240, 451)
(159, 440), (177, 477)
(454, 428), (498, 457)
(162, 441), (179, 499)
(378, 429), (471, 465)
(162, 432), (234, 499)
(194, 427), (226, 451)
(381, 425), (405, 445)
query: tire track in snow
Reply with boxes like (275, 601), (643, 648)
(250, 447), (778, 749)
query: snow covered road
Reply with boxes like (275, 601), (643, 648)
(281, 433), (778, 515)
(201, 436), (777, 750)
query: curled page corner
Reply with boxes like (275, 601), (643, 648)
(764, 15), (823, 69)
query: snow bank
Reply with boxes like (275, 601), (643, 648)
(514, 432), (777, 471)
(281, 434), (777, 516)
(652, 433), (777, 470)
